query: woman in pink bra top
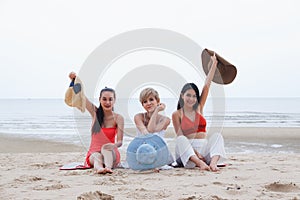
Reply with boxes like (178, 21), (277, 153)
(172, 53), (226, 172)
(69, 72), (124, 174)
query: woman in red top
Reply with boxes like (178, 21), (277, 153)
(172, 54), (226, 172)
(69, 72), (124, 174)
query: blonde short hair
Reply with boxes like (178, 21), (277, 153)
(139, 88), (160, 104)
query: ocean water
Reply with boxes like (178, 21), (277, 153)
(0, 98), (299, 153)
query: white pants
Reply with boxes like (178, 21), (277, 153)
(175, 133), (226, 168)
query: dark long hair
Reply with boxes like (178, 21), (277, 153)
(92, 87), (116, 133)
(177, 83), (200, 110)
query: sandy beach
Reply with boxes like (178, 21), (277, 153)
(0, 127), (299, 200)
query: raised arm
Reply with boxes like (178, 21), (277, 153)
(199, 53), (218, 113)
(85, 98), (96, 118)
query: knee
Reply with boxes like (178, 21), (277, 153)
(210, 132), (223, 139)
(101, 145), (108, 152)
(176, 135), (186, 141)
(216, 132), (224, 140)
(101, 143), (113, 152)
(176, 135), (189, 144)
(208, 132), (225, 146)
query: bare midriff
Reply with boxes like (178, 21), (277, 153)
(184, 132), (207, 139)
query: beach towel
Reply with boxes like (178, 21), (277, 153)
(59, 162), (91, 170)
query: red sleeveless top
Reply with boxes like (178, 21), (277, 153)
(88, 127), (117, 153)
(85, 127), (120, 167)
(181, 112), (206, 135)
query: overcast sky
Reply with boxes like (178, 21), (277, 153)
(0, 0), (299, 98)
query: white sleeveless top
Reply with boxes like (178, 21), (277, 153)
(136, 112), (166, 138)
(136, 129), (166, 138)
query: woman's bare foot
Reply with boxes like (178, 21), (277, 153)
(209, 164), (220, 172)
(95, 168), (106, 174)
(190, 155), (210, 171)
(104, 168), (113, 174)
(210, 155), (221, 172)
(153, 168), (160, 173)
(199, 160), (210, 171)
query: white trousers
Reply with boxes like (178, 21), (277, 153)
(175, 133), (227, 168)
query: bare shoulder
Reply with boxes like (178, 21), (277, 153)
(134, 112), (144, 120)
(172, 109), (181, 118)
(115, 113), (124, 122)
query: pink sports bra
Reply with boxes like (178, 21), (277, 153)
(181, 111), (206, 135)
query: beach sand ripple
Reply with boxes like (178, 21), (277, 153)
(265, 182), (300, 193)
(77, 191), (114, 200)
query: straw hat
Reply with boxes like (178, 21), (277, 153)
(201, 48), (237, 84)
(126, 134), (170, 170)
(64, 76), (86, 112)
